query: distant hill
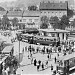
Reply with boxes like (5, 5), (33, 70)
(0, 0), (74, 10)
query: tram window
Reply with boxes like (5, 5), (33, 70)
(40, 38), (43, 40)
(44, 39), (46, 41)
(74, 59), (75, 63)
(50, 39), (53, 41)
(62, 33), (64, 40)
(47, 39), (49, 40)
(54, 39), (56, 41)
(37, 38), (39, 40)
(51, 33), (55, 37)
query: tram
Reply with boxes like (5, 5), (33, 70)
(20, 34), (34, 43)
(19, 33), (60, 46)
(57, 52), (75, 75)
(33, 35), (58, 45)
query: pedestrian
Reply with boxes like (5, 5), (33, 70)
(28, 55), (30, 59)
(25, 46), (27, 51)
(37, 65), (39, 71)
(51, 64), (53, 71)
(30, 49), (31, 54)
(36, 47), (39, 53)
(56, 66), (59, 73)
(31, 58), (33, 64)
(50, 54), (51, 59)
(46, 61), (48, 67)
(46, 48), (48, 54)
(34, 59), (37, 66)
(44, 46), (45, 51)
(55, 57), (56, 63)
(38, 60), (41, 66)
(22, 48), (24, 53)
(57, 53), (59, 57)
(30, 54), (32, 58)
(32, 47), (35, 54)
(42, 63), (44, 70)
(47, 54), (49, 60)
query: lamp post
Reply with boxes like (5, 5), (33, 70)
(19, 40), (20, 63)
(18, 36), (22, 66)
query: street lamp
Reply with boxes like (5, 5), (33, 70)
(18, 36), (22, 66)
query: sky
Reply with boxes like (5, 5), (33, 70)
(0, 0), (75, 8)
(0, 0), (16, 3)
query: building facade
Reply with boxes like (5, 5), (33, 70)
(6, 11), (23, 22)
(39, 1), (68, 19)
(22, 11), (40, 29)
(0, 1), (68, 29)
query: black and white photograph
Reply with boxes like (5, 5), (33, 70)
(0, 0), (75, 75)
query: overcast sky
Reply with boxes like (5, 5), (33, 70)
(0, 0), (74, 7)
(0, 0), (16, 3)
(0, 0), (67, 3)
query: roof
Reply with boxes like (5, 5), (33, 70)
(39, 29), (70, 33)
(0, 55), (8, 64)
(39, 2), (67, 10)
(0, 11), (7, 16)
(7, 11), (23, 17)
(23, 11), (40, 17)
(34, 35), (58, 39)
(21, 34), (34, 37)
(0, 7), (6, 11)
(2, 45), (13, 53)
(58, 52), (75, 61)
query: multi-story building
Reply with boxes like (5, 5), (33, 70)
(39, 1), (68, 19)
(6, 11), (23, 22)
(22, 10), (40, 29)
(0, 6), (7, 19)
(0, 1), (68, 29)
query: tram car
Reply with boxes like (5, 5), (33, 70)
(57, 52), (75, 75)
(18, 33), (60, 46)
(33, 35), (59, 46)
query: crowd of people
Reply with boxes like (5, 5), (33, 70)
(20, 39), (75, 75)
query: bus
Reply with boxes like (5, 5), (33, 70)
(57, 52), (75, 75)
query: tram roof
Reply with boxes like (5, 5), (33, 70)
(58, 53), (75, 61)
(39, 29), (70, 33)
(21, 34), (34, 37)
(34, 35), (58, 39)
(2, 45), (13, 53)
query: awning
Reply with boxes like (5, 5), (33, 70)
(23, 28), (39, 33)
(2, 45), (13, 54)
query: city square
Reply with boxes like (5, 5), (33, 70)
(0, 0), (75, 75)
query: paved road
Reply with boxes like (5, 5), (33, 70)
(0, 31), (75, 75)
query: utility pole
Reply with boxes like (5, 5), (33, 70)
(19, 40), (20, 63)
(18, 35), (22, 67)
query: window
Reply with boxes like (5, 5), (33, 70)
(23, 19), (26, 22)
(60, 5), (62, 7)
(56, 12), (57, 13)
(51, 33), (55, 37)
(35, 19), (38, 22)
(62, 33), (64, 40)
(57, 33), (59, 37)
(29, 19), (32, 22)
